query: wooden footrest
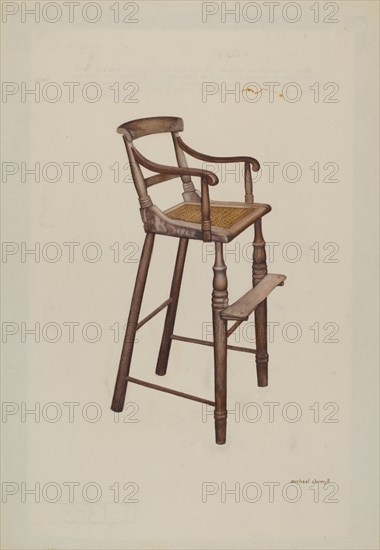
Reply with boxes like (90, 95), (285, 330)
(220, 274), (286, 321)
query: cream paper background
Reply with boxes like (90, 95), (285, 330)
(1, 1), (379, 549)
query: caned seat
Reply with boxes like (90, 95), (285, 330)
(163, 200), (271, 242)
(111, 116), (286, 445)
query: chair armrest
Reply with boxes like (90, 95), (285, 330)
(132, 146), (219, 186)
(176, 136), (260, 172)
(132, 145), (216, 242)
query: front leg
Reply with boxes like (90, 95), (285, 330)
(252, 219), (268, 386)
(212, 242), (228, 444)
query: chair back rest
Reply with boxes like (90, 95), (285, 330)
(117, 116), (196, 208)
(117, 116), (183, 142)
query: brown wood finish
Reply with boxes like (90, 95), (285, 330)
(244, 162), (254, 204)
(212, 242), (228, 444)
(221, 274), (286, 321)
(132, 146), (219, 186)
(136, 298), (173, 331)
(110, 116), (286, 444)
(252, 219), (269, 387)
(156, 238), (188, 375)
(176, 136), (260, 171)
(172, 132), (201, 202)
(126, 376), (215, 407)
(145, 173), (178, 188)
(171, 334), (256, 355)
(176, 136), (259, 204)
(118, 116), (184, 142)
(111, 232), (155, 412)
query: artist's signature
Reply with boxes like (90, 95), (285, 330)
(290, 478), (333, 486)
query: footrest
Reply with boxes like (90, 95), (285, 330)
(220, 274), (286, 321)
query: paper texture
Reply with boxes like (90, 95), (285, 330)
(1, 1), (379, 548)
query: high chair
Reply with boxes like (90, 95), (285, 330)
(111, 116), (286, 444)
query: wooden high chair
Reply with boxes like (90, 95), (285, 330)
(111, 116), (286, 444)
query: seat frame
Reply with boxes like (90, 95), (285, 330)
(110, 116), (286, 444)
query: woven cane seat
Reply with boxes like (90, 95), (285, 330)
(162, 202), (271, 242)
(165, 203), (254, 229)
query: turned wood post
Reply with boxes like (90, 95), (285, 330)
(244, 162), (254, 204)
(252, 219), (268, 386)
(201, 176), (212, 242)
(212, 242), (228, 444)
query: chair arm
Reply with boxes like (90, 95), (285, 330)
(132, 146), (219, 186)
(176, 136), (260, 172)
(132, 146), (216, 242)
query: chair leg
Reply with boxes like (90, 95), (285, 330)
(156, 238), (189, 376)
(111, 233), (155, 412)
(212, 242), (228, 444)
(252, 219), (269, 387)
